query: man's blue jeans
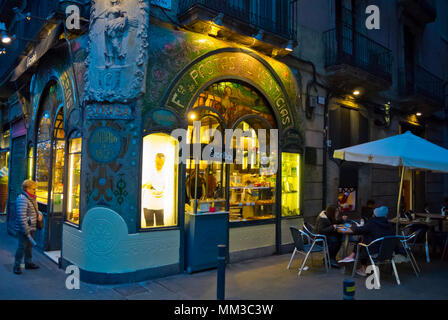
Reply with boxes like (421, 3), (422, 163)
(14, 231), (34, 267)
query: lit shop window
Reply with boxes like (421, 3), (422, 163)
(141, 133), (178, 229)
(36, 110), (51, 204)
(281, 153), (301, 217)
(51, 108), (65, 213)
(67, 135), (81, 225)
(229, 120), (276, 222)
(185, 114), (226, 214)
(27, 146), (33, 179)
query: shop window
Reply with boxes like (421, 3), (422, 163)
(67, 133), (82, 225)
(281, 153), (301, 217)
(36, 110), (51, 204)
(141, 133), (178, 229)
(185, 113), (226, 214)
(27, 146), (33, 180)
(228, 119), (276, 222)
(0, 130), (9, 149)
(0, 151), (9, 213)
(51, 108), (65, 213)
(189, 80), (279, 223)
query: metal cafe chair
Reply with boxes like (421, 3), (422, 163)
(399, 232), (421, 276)
(287, 227), (331, 277)
(401, 224), (430, 263)
(442, 234), (448, 261)
(351, 236), (401, 288)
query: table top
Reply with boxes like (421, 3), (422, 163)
(414, 213), (447, 220)
(389, 217), (438, 226)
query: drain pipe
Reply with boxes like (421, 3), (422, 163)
(323, 90), (333, 210)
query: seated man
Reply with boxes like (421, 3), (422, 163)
(338, 206), (394, 276)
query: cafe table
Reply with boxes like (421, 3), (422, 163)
(414, 213), (447, 232)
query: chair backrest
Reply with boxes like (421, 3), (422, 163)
(303, 222), (315, 235)
(376, 236), (399, 261)
(290, 226), (305, 251)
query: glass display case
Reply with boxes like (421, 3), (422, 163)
(281, 153), (301, 217)
(228, 121), (276, 222)
(141, 133), (178, 228)
(67, 137), (81, 225)
(185, 159), (226, 214)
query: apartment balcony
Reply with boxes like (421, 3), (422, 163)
(398, 0), (436, 26)
(398, 66), (444, 114)
(324, 28), (393, 93)
(178, 0), (297, 56)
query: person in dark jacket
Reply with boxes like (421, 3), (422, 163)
(13, 180), (42, 275)
(361, 199), (375, 221)
(340, 206), (394, 276)
(315, 205), (347, 268)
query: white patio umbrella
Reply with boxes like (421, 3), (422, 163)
(333, 131), (448, 234)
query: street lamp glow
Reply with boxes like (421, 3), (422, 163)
(353, 90), (360, 96)
(189, 113), (196, 120)
(416, 112), (422, 117)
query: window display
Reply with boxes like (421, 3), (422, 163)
(67, 136), (81, 225)
(141, 133), (178, 228)
(36, 110), (51, 204)
(188, 80), (278, 222)
(27, 147), (33, 180)
(228, 120), (276, 222)
(281, 153), (301, 216)
(51, 109), (65, 213)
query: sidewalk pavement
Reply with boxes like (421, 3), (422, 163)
(1, 219), (448, 300)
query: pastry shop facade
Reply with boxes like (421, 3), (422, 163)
(12, 20), (305, 283)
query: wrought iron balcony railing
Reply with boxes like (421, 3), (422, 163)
(179, 0), (297, 40)
(324, 28), (393, 81)
(398, 66), (444, 103)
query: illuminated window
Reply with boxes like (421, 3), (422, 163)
(281, 153), (301, 216)
(51, 108), (65, 213)
(36, 111), (51, 204)
(229, 119), (277, 222)
(141, 133), (178, 228)
(35, 83), (63, 204)
(27, 146), (33, 180)
(190, 81), (279, 223)
(67, 133), (81, 225)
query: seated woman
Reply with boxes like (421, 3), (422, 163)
(315, 205), (346, 268)
(338, 206), (394, 276)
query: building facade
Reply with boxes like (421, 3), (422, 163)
(0, 0), (446, 284)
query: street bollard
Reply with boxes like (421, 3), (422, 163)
(343, 278), (355, 300)
(217, 244), (226, 300)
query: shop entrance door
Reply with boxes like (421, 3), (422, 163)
(46, 108), (65, 255)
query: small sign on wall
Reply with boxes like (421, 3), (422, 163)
(86, 104), (134, 120)
(151, 0), (171, 10)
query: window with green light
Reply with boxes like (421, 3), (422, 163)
(281, 153), (301, 217)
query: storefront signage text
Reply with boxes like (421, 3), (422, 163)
(152, 109), (177, 127)
(167, 52), (293, 127)
(86, 104), (134, 120)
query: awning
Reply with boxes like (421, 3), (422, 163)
(10, 22), (63, 82)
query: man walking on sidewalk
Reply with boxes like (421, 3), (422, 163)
(13, 180), (42, 274)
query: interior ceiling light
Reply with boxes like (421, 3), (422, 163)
(416, 112), (422, 117)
